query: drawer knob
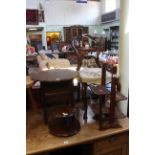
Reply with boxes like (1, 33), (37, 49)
(109, 136), (118, 142)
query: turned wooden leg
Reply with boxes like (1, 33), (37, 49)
(70, 83), (74, 107)
(42, 103), (48, 124)
(99, 95), (103, 130)
(77, 81), (81, 101)
(95, 56), (101, 68)
(82, 82), (87, 119)
(77, 58), (82, 71)
(27, 88), (38, 111)
(109, 78), (117, 123)
(40, 89), (48, 124)
(99, 94), (106, 130)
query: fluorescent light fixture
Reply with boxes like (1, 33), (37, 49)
(94, 30), (98, 34)
(101, 30), (106, 35)
(76, 0), (87, 3)
(29, 28), (38, 31)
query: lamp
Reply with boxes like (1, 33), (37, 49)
(101, 30), (106, 38)
(93, 29), (98, 34)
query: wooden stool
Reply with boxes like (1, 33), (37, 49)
(90, 63), (127, 130)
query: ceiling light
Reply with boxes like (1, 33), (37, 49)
(29, 28), (38, 31)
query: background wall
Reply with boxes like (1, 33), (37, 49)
(100, 0), (120, 13)
(26, 0), (100, 25)
(26, 0), (121, 50)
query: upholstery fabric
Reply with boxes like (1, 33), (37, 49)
(79, 68), (102, 84)
(48, 59), (71, 69)
(79, 68), (113, 84)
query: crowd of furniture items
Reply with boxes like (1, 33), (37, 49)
(26, 34), (127, 135)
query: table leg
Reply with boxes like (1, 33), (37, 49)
(82, 82), (87, 119)
(27, 88), (38, 111)
(77, 58), (82, 71)
(77, 81), (81, 101)
(99, 95), (103, 130)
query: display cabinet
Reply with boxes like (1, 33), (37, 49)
(110, 26), (119, 50)
(64, 26), (88, 43)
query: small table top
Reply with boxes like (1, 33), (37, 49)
(30, 69), (78, 82)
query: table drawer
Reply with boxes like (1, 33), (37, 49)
(96, 132), (128, 150)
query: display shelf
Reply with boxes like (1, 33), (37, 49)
(110, 26), (119, 50)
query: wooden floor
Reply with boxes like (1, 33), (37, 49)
(27, 100), (128, 155)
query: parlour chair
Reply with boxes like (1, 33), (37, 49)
(90, 63), (127, 130)
(72, 45), (104, 119)
(40, 79), (74, 124)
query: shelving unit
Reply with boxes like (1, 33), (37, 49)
(64, 26), (88, 43)
(110, 26), (119, 50)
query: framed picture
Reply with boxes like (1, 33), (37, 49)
(26, 9), (39, 25)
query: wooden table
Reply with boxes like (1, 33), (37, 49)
(30, 69), (78, 124)
(27, 105), (129, 155)
(30, 69), (78, 82)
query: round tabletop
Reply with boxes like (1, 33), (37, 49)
(30, 69), (78, 82)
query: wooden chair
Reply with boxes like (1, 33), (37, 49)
(72, 45), (104, 119)
(90, 63), (127, 130)
(40, 79), (74, 124)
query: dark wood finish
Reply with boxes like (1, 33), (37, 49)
(64, 27), (71, 43)
(26, 76), (38, 110)
(27, 101), (129, 155)
(64, 26), (88, 43)
(26, 9), (39, 25)
(72, 45), (105, 120)
(73, 46), (104, 71)
(40, 79), (74, 124)
(72, 46), (104, 120)
(82, 82), (88, 119)
(49, 117), (80, 137)
(94, 132), (129, 155)
(90, 63), (127, 130)
(30, 69), (77, 124)
(48, 106), (80, 137)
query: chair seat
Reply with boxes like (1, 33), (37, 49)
(48, 59), (71, 69)
(79, 68), (112, 84)
(79, 68), (101, 84)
